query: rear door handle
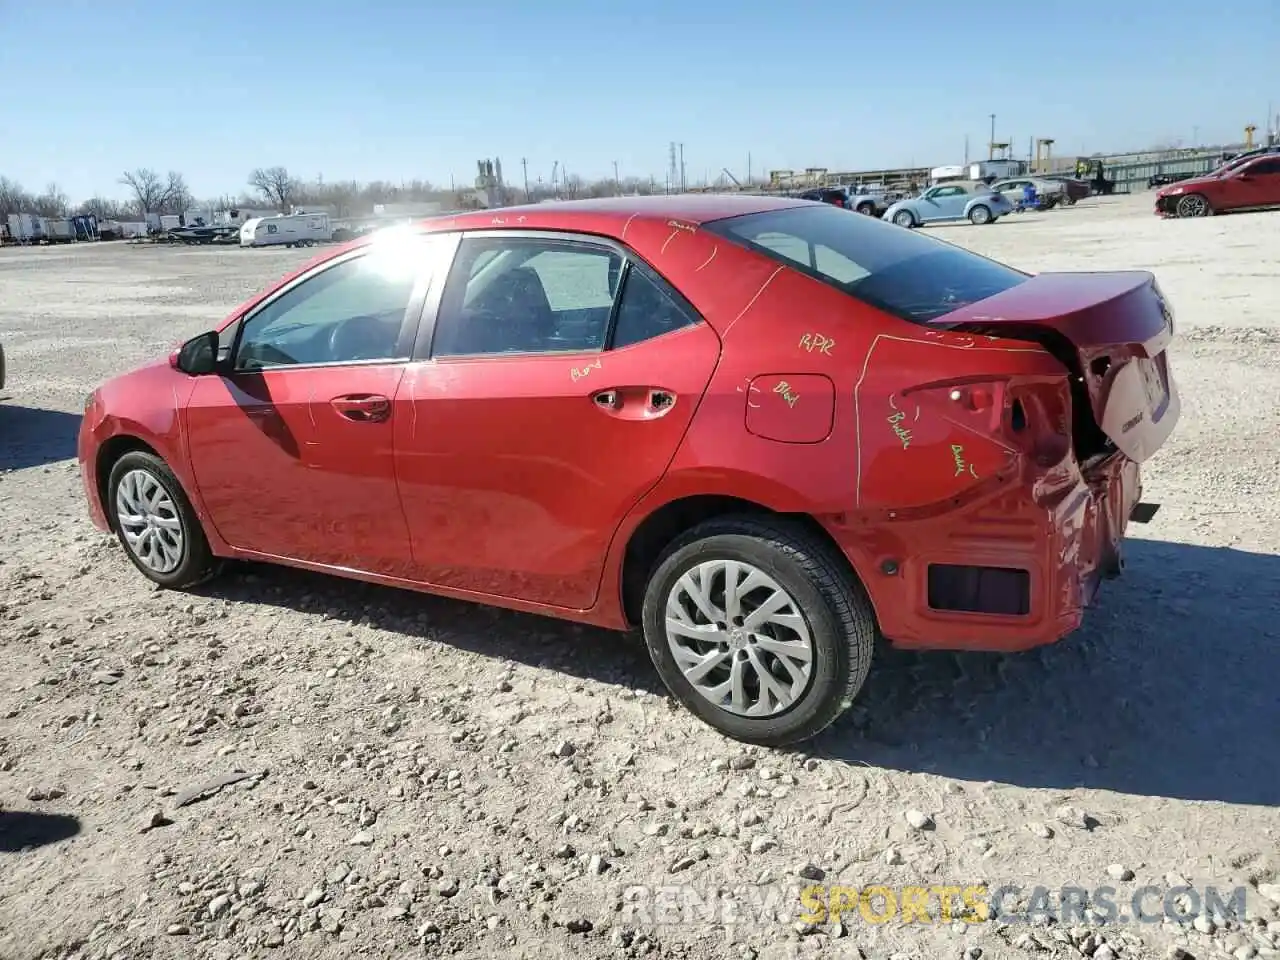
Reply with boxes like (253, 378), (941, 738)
(591, 387), (677, 420)
(331, 394), (391, 422)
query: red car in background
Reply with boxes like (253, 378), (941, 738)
(78, 196), (1180, 746)
(1155, 150), (1280, 217)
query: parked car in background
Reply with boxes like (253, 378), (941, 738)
(1027, 174), (1090, 204)
(883, 180), (1013, 227)
(846, 185), (891, 217)
(795, 187), (887, 218)
(989, 177), (1066, 209)
(1154, 152), (1280, 217)
(77, 194), (1180, 746)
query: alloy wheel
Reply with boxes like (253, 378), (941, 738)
(115, 468), (185, 574)
(664, 559), (814, 717)
(1177, 194), (1209, 218)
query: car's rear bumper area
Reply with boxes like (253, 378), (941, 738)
(826, 453), (1144, 653)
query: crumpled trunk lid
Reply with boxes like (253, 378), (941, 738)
(929, 270), (1180, 464)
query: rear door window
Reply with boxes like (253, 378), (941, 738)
(705, 203), (1029, 324)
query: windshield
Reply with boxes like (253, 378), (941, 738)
(705, 204), (1029, 324)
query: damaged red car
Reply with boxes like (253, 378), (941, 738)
(77, 196), (1180, 746)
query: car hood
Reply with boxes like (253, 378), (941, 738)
(96, 355), (190, 406)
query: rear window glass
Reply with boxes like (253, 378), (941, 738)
(705, 204), (1028, 323)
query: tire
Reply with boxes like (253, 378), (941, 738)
(107, 450), (221, 589)
(968, 204), (992, 225)
(892, 210), (915, 228)
(1176, 193), (1211, 218)
(640, 515), (876, 747)
(855, 202), (876, 216)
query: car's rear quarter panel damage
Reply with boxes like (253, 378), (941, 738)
(619, 224), (1160, 653)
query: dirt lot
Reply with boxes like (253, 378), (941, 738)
(1, 195), (1277, 960)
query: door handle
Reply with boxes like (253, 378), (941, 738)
(590, 388), (677, 420)
(331, 394), (391, 422)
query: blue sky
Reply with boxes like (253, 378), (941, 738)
(2, 0), (1276, 203)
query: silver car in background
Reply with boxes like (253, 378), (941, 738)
(882, 180), (1013, 228)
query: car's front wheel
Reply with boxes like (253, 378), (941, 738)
(1176, 193), (1212, 217)
(641, 516), (876, 747)
(892, 210), (916, 228)
(107, 450), (221, 589)
(855, 202), (876, 216)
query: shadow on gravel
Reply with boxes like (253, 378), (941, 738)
(813, 538), (1280, 808)
(199, 537), (1279, 808)
(0, 405), (82, 470)
(0, 811), (81, 852)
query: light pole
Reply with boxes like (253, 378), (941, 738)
(989, 113), (996, 160)
(613, 160), (620, 196)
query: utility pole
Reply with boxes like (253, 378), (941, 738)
(679, 143), (686, 192)
(747, 152), (752, 185)
(613, 160), (620, 195)
(964, 135), (969, 165)
(989, 113), (996, 160)
(521, 158), (530, 200)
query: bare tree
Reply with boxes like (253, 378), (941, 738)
(160, 172), (193, 215)
(248, 166), (301, 212)
(78, 196), (126, 220)
(119, 168), (188, 215)
(0, 176), (32, 218)
(60, 166), (664, 225)
(31, 182), (69, 217)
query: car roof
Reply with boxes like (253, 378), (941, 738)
(412, 193), (811, 236)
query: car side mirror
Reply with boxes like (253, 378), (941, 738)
(173, 330), (220, 375)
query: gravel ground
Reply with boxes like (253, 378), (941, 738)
(1, 195), (1277, 960)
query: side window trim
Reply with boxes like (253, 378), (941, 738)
(605, 257), (701, 351)
(602, 260), (634, 350)
(415, 228), (709, 362)
(227, 238), (438, 373)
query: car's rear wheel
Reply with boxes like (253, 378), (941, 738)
(1176, 193), (1212, 218)
(892, 210), (915, 228)
(968, 204), (992, 225)
(855, 202), (876, 216)
(640, 516), (876, 747)
(107, 451), (221, 589)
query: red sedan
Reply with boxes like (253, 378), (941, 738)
(1154, 151), (1280, 217)
(78, 195), (1180, 746)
